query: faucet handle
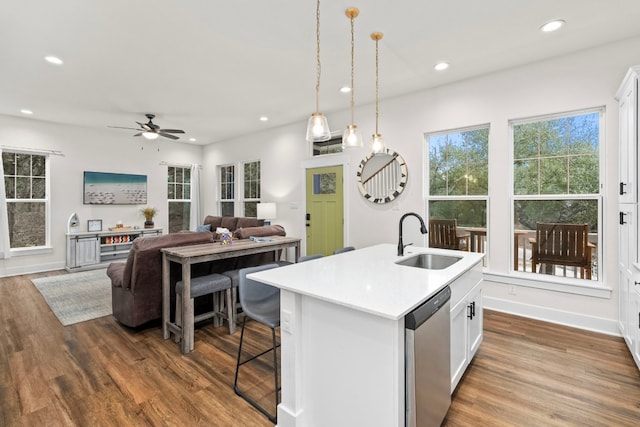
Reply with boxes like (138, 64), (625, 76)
(404, 242), (414, 249)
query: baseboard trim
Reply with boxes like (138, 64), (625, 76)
(0, 261), (65, 278)
(484, 296), (620, 337)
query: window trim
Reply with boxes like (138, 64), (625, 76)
(425, 124), (490, 262)
(167, 165), (192, 233)
(240, 160), (261, 217)
(3, 150), (52, 254)
(508, 107), (605, 287)
(218, 163), (236, 216)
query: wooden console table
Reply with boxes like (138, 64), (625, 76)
(162, 236), (301, 354)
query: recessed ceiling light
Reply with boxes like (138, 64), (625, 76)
(44, 56), (64, 65)
(540, 20), (565, 33)
(340, 86), (352, 93)
(20, 109), (33, 115)
(434, 62), (449, 71)
(189, 138), (197, 142)
(259, 116), (269, 122)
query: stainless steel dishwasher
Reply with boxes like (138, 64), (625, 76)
(405, 285), (451, 427)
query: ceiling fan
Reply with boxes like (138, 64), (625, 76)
(109, 113), (185, 140)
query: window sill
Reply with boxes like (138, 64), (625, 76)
(10, 246), (53, 257)
(483, 271), (612, 299)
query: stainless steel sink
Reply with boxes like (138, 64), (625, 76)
(396, 253), (462, 270)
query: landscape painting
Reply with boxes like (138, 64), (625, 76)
(83, 171), (147, 205)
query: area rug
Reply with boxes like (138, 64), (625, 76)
(31, 269), (111, 326)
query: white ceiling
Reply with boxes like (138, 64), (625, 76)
(2, 0), (640, 145)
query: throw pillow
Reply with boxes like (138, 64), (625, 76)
(196, 224), (212, 232)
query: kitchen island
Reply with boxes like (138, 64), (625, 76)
(249, 243), (484, 427)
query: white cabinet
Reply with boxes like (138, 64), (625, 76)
(450, 263), (483, 393)
(617, 65), (640, 371)
(618, 67), (638, 204)
(66, 228), (162, 271)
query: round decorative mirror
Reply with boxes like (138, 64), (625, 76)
(356, 149), (408, 204)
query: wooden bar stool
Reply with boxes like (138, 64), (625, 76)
(175, 273), (235, 351)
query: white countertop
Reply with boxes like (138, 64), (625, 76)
(248, 243), (484, 320)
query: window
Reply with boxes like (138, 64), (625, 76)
(312, 135), (343, 156)
(219, 165), (235, 216)
(2, 151), (49, 249)
(427, 125), (489, 253)
(167, 166), (191, 233)
(511, 109), (602, 281)
(242, 161), (261, 217)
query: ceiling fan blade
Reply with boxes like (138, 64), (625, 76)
(108, 125), (142, 131)
(133, 132), (143, 137)
(159, 129), (185, 134)
(158, 132), (180, 140)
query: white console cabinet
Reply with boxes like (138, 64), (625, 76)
(450, 261), (483, 392)
(66, 228), (162, 271)
(617, 65), (640, 371)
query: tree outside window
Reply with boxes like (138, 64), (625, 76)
(243, 161), (260, 217)
(428, 126), (489, 252)
(219, 165), (235, 216)
(2, 152), (48, 248)
(167, 166), (191, 233)
(512, 110), (601, 280)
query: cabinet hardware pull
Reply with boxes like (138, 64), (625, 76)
(620, 212), (627, 225)
(620, 182), (627, 195)
(467, 304), (473, 320)
(471, 301), (476, 317)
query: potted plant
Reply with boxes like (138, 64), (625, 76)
(140, 207), (158, 229)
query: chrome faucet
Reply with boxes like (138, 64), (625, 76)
(398, 212), (428, 256)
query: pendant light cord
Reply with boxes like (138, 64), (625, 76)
(315, 0), (322, 113)
(374, 35), (380, 135)
(349, 13), (356, 124)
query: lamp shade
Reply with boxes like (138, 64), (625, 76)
(257, 202), (277, 220)
(306, 113), (331, 142)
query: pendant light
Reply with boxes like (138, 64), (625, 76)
(371, 32), (387, 155)
(306, 0), (331, 143)
(342, 7), (363, 149)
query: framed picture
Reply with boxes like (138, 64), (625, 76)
(83, 171), (147, 205)
(88, 219), (102, 232)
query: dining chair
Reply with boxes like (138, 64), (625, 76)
(428, 218), (470, 251)
(234, 263), (281, 423)
(298, 253), (324, 262)
(333, 246), (355, 255)
(529, 222), (593, 279)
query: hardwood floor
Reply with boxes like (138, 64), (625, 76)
(1, 272), (639, 426)
(445, 310), (640, 426)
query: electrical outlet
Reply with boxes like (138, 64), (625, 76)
(509, 285), (517, 296)
(282, 310), (293, 334)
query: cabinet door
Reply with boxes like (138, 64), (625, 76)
(450, 299), (469, 393)
(618, 77), (637, 204)
(468, 286), (483, 358)
(630, 288), (640, 367)
(75, 236), (99, 267)
(619, 269), (630, 340)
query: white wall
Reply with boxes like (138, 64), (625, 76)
(4, 36), (640, 333)
(0, 115), (202, 276)
(203, 36), (640, 334)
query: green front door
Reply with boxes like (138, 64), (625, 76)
(305, 165), (344, 256)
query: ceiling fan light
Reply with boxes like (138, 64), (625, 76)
(306, 112), (331, 142)
(142, 131), (159, 140)
(342, 124), (363, 149)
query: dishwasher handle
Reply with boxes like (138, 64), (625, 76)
(405, 286), (451, 330)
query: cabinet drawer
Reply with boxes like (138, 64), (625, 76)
(450, 262), (482, 306)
